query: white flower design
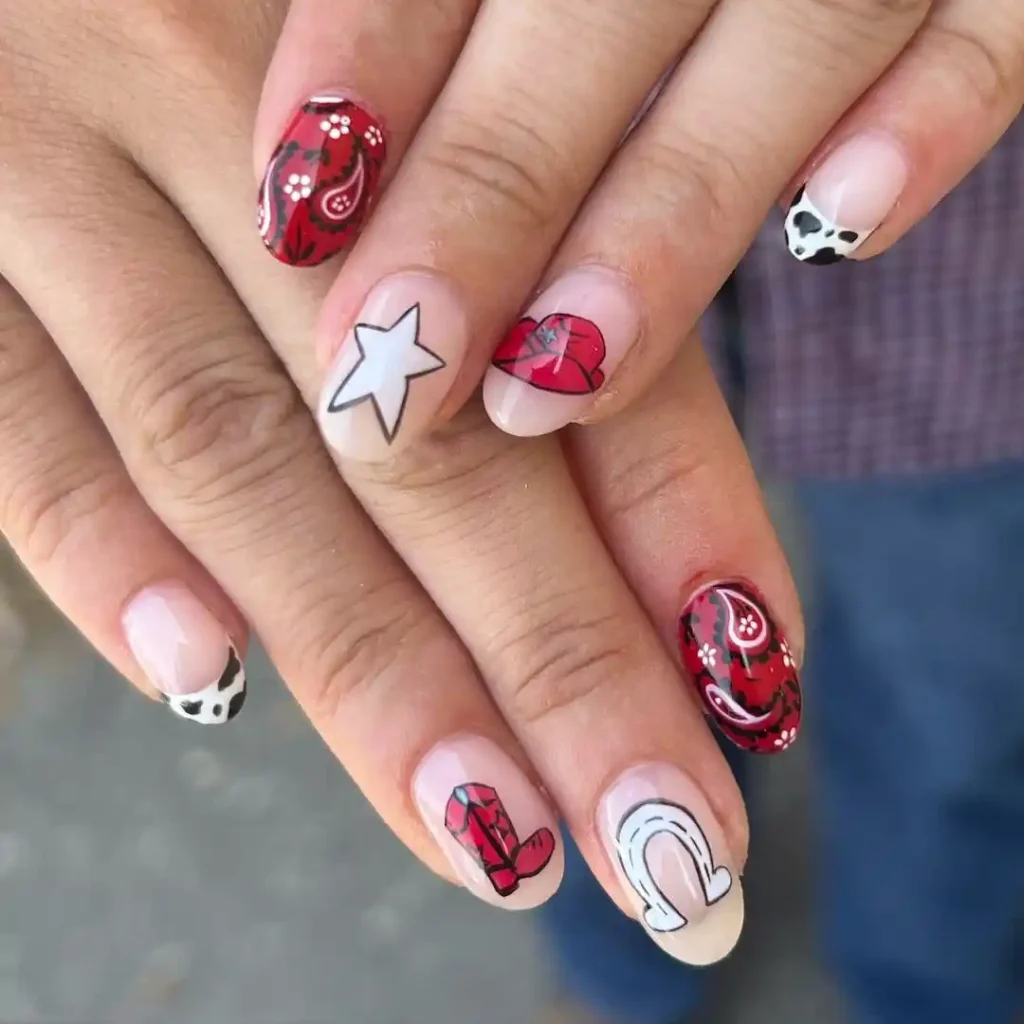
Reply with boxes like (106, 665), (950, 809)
(283, 173), (312, 201)
(364, 125), (384, 147)
(781, 640), (794, 668)
(697, 643), (717, 669)
(773, 728), (796, 750)
(320, 113), (352, 139)
(738, 614), (759, 637)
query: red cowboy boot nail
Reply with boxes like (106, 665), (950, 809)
(414, 737), (563, 909)
(258, 94), (387, 268)
(678, 580), (803, 755)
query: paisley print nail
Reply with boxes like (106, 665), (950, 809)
(678, 581), (802, 754)
(258, 95), (387, 268)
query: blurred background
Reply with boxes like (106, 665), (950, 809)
(0, 490), (843, 1024)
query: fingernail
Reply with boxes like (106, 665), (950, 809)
(678, 580), (802, 755)
(785, 131), (909, 265)
(599, 763), (743, 965)
(483, 267), (641, 437)
(122, 583), (246, 725)
(318, 272), (467, 461)
(259, 93), (387, 268)
(413, 736), (564, 910)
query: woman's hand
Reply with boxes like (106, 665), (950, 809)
(257, 0), (1023, 452)
(0, 0), (802, 964)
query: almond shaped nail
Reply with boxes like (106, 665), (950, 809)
(318, 272), (467, 461)
(413, 736), (563, 910)
(678, 580), (802, 754)
(483, 267), (641, 437)
(599, 763), (744, 966)
(258, 94), (387, 268)
(122, 583), (246, 725)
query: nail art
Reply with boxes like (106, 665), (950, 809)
(785, 132), (909, 266)
(483, 268), (640, 437)
(414, 736), (563, 909)
(600, 764), (744, 965)
(445, 783), (557, 897)
(318, 273), (466, 462)
(123, 583), (247, 725)
(258, 95), (387, 268)
(160, 648), (247, 725)
(678, 581), (801, 755)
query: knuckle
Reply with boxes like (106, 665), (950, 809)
(497, 600), (634, 727)
(635, 134), (746, 238)
(296, 578), (436, 725)
(122, 339), (312, 504)
(3, 462), (130, 567)
(925, 22), (1022, 109)
(422, 109), (573, 234)
(601, 437), (709, 524)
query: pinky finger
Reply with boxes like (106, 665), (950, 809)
(0, 283), (249, 725)
(784, 0), (1024, 266)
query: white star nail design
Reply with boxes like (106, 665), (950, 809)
(325, 304), (446, 443)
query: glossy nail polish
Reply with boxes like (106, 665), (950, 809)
(785, 131), (909, 265)
(259, 94), (387, 267)
(678, 580), (802, 754)
(413, 736), (563, 909)
(483, 267), (641, 437)
(123, 583), (246, 725)
(318, 272), (467, 461)
(599, 763), (743, 965)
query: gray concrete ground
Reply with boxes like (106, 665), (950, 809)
(0, 504), (841, 1024)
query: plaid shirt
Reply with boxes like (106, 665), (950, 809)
(711, 115), (1024, 479)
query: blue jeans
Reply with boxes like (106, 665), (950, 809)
(537, 464), (1024, 1024)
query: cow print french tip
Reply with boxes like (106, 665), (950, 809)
(163, 647), (247, 726)
(784, 185), (863, 266)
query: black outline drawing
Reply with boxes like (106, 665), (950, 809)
(326, 304), (446, 444)
(616, 799), (732, 933)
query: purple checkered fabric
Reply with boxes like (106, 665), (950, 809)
(712, 115), (1024, 479)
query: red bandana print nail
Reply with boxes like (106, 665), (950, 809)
(445, 783), (556, 897)
(679, 581), (803, 755)
(491, 314), (607, 395)
(258, 96), (387, 268)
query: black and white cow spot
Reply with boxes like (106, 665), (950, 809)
(784, 185), (864, 266)
(163, 648), (247, 725)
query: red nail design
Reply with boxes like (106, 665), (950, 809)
(491, 314), (607, 395)
(258, 95), (387, 268)
(678, 581), (802, 755)
(445, 783), (557, 897)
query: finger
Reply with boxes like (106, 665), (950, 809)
(254, 0), (480, 267)
(344, 398), (752, 964)
(560, 335), (805, 957)
(310, 0), (712, 460)
(783, 0), (1024, 263)
(0, 281), (250, 723)
(0, 141), (563, 910)
(482, 0), (934, 434)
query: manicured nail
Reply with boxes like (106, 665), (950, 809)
(413, 736), (563, 910)
(599, 763), (743, 965)
(785, 131), (909, 265)
(678, 580), (801, 755)
(123, 583), (246, 725)
(317, 272), (467, 461)
(258, 93), (387, 268)
(483, 267), (641, 437)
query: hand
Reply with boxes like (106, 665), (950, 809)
(257, 0), (1023, 453)
(0, 0), (802, 964)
